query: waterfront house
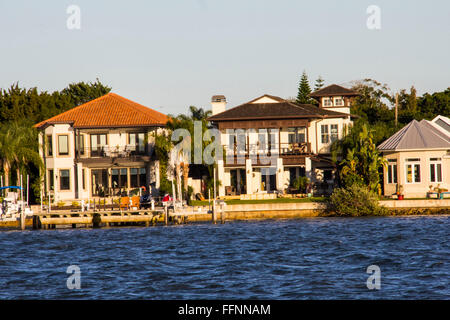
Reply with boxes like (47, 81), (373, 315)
(207, 84), (358, 197)
(35, 93), (168, 202)
(378, 116), (450, 198)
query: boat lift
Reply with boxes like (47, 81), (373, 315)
(0, 186), (33, 223)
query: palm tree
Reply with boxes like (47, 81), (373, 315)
(0, 125), (15, 186)
(0, 122), (43, 187)
(333, 121), (386, 192)
(189, 106), (211, 121)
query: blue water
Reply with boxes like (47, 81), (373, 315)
(0, 216), (448, 299)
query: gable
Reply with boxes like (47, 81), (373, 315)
(250, 96), (280, 104)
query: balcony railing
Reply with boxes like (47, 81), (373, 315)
(76, 145), (150, 158)
(224, 142), (311, 157)
(223, 143), (311, 166)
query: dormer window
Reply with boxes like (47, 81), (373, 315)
(323, 98), (332, 107)
(334, 98), (344, 106)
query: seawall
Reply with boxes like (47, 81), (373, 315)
(187, 199), (450, 221)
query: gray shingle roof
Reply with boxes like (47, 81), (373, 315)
(207, 94), (350, 121)
(310, 84), (358, 98)
(378, 119), (450, 151)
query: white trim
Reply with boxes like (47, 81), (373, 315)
(405, 162), (421, 184)
(429, 160), (443, 183)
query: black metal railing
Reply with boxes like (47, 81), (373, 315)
(224, 142), (311, 157)
(76, 145), (151, 158)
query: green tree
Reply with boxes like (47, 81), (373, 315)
(60, 79), (111, 108)
(161, 106), (217, 197)
(417, 88), (450, 118)
(0, 122), (43, 187)
(314, 76), (325, 91)
(0, 80), (110, 203)
(351, 79), (393, 125)
(397, 86), (419, 123)
(331, 121), (387, 193)
(296, 71), (314, 104)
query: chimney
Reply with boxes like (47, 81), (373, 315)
(211, 95), (226, 115)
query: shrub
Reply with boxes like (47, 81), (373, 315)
(71, 201), (80, 208)
(292, 176), (310, 193)
(327, 184), (388, 217)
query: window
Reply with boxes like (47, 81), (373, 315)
(91, 169), (108, 196)
(430, 160), (442, 183)
(90, 134), (107, 157)
(130, 168), (139, 187)
(288, 127), (306, 144)
(58, 135), (69, 156)
(321, 125), (329, 143)
(76, 134), (85, 156)
(387, 163), (398, 184)
(258, 130), (267, 151)
(236, 131), (247, 153)
(268, 131), (277, 151)
(334, 98), (344, 106)
(228, 131), (236, 149)
(59, 169), (70, 190)
(323, 98), (332, 107)
(82, 169), (86, 190)
(129, 133), (146, 154)
(139, 168), (146, 187)
(120, 168), (128, 188)
(46, 135), (53, 156)
(406, 163), (421, 183)
(330, 124), (338, 142)
(129, 168), (146, 188)
(111, 169), (120, 189)
(111, 168), (129, 190)
(48, 169), (54, 191)
(435, 119), (450, 133)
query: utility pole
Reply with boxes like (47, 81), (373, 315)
(20, 175), (25, 230)
(395, 93), (399, 128)
(213, 165), (217, 224)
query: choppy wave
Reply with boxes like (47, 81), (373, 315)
(0, 216), (448, 299)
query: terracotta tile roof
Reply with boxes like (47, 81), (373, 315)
(310, 84), (358, 98)
(207, 94), (350, 121)
(35, 93), (168, 129)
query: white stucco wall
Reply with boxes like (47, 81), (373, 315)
(383, 149), (450, 198)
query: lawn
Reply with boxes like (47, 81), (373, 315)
(191, 197), (326, 206)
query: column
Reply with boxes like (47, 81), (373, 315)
(276, 158), (284, 191)
(217, 159), (225, 197)
(245, 159), (253, 194)
(76, 164), (83, 199)
(305, 157), (312, 181)
(154, 160), (160, 195)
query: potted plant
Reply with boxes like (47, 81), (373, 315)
(434, 184), (448, 199)
(396, 184), (404, 200)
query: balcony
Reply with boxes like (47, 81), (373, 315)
(76, 145), (152, 164)
(223, 142), (311, 166)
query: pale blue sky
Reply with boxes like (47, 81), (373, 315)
(0, 0), (449, 115)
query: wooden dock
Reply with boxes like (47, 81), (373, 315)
(30, 209), (176, 229)
(0, 206), (209, 230)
